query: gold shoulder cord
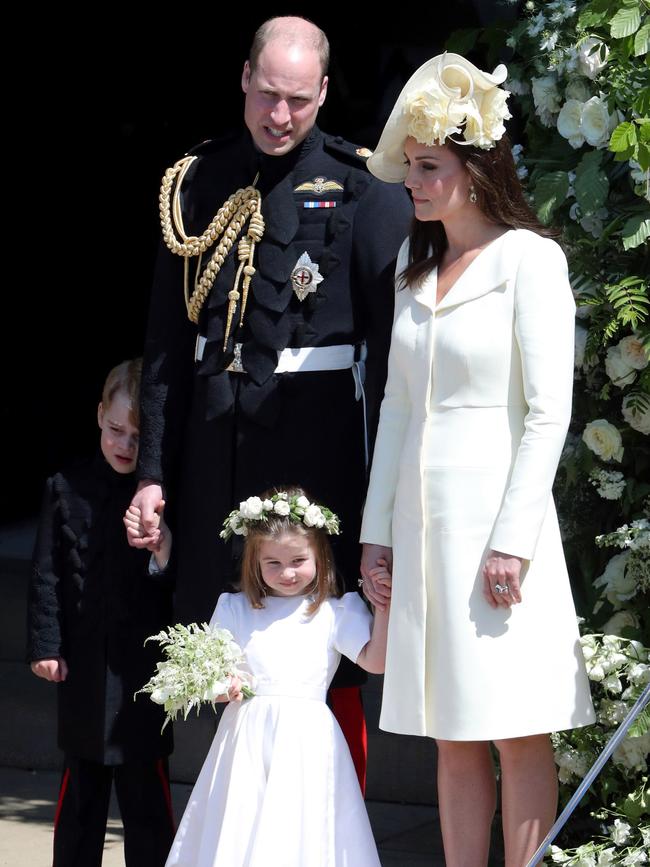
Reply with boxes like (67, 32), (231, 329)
(159, 156), (265, 349)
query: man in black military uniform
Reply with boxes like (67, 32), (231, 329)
(130, 15), (411, 786)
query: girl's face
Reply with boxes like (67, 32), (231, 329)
(403, 137), (473, 224)
(258, 532), (317, 597)
(97, 391), (139, 474)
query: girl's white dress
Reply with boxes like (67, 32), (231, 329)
(165, 591), (381, 867)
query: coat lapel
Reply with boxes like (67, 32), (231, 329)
(436, 230), (514, 312)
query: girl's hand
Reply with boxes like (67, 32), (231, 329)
(226, 676), (244, 703)
(482, 550), (523, 608)
(360, 544), (393, 611)
(31, 657), (68, 682)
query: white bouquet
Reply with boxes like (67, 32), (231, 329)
(137, 622), (254, 730)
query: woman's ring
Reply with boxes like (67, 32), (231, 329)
(358, 578), (365, 588)
(494, 583), (509, 594)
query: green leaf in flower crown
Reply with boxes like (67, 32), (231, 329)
(533, 171), (569, 224)
(634, 21), (649, 56)
(622, 214), (650, 250)
(610, 5), (642, 39)
(575, 151), (609, 215)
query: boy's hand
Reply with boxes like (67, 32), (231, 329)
(31, 657), (68, 682)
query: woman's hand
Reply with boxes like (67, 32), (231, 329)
(360, 544), (393, 611)
(482, 550), (524, 608)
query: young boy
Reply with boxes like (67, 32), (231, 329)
(27, 358), (175, 867)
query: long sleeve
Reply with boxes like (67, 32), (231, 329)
(489, 238), (575, 560)
(27, 478), (64, 662)
(360, 240), (412, 546)
(353, 182), (413, 451)
(137, 241), (196, 485)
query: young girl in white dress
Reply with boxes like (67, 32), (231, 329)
(165, 486), (391, 867)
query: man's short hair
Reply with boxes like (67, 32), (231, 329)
(249, 17), (330, 78)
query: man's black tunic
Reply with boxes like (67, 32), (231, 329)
(139, 126), (411, 685)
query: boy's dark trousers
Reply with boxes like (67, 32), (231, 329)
(52, 755), (175, 867)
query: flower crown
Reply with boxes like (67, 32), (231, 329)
(220, 492), (341, 540)
(405, 54), (511, 150)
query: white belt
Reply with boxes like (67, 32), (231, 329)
(275, 344), (354, 373)
(195, 337), (356, 373)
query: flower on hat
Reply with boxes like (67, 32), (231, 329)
(404, 54), (511, 150)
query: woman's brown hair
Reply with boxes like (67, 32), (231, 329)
(238, 486), (341, 615)
(402, 134), (557, 287)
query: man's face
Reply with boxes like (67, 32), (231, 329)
(242, 41), (328, 156)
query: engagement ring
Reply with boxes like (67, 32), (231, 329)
(494, 583), (509, 594)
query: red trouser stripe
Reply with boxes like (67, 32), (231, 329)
(329, 686), (368, 796)
(156, 759), (176, 832)
(53, 767), (71, 833)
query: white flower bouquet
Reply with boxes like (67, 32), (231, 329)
(137, 623), (254, 730)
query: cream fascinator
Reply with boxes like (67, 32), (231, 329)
(368, 52), (512, 183)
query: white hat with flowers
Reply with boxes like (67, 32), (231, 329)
(368, 52), (511, 183)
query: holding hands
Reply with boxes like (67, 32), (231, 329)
(124, 497), (172, 570)
(31, 657), (69, 682)
(360, 544), (393, 612)
(482, 549), (524, 608)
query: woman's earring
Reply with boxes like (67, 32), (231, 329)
(469, 186), (478, 204)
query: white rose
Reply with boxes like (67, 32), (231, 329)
(622, 394), (650, 435)
(602, 609), (640, 635)
(594, 551), (635, 608)
(240, 496), (264, 519)
(618, 335), (649, 370)
(262, 499), (274, 511)
(582, 419), (624, 461)
(577, 37), (609, 80)
(580, 95), (614, 148)
(565, 78), (592, 102)
(273, 499), (291, 516)
(596, 848), (617, 867)
(613, 735), (650, 773)
(605, 345), (637, 388)
(532, 75), (561, 116)
(557, 99), (585, 148)
(303, 504), (326, 528)
(296, 496), (310, 509)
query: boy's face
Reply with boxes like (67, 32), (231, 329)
(97, 391), (139, 474)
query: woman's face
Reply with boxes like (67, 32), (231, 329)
(403, 137), (473, 223)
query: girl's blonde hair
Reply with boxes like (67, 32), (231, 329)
(101, 358), (142, 427)
(239, 486), (341, 615)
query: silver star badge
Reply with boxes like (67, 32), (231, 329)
(291, 252), (324, 302)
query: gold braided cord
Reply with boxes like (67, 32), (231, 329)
(159, 157), (265, 327)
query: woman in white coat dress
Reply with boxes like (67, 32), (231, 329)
(359, 53), (595, 867)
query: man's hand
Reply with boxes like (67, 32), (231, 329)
(31, 657), (68, 682)
(126, 481), (164, 548)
